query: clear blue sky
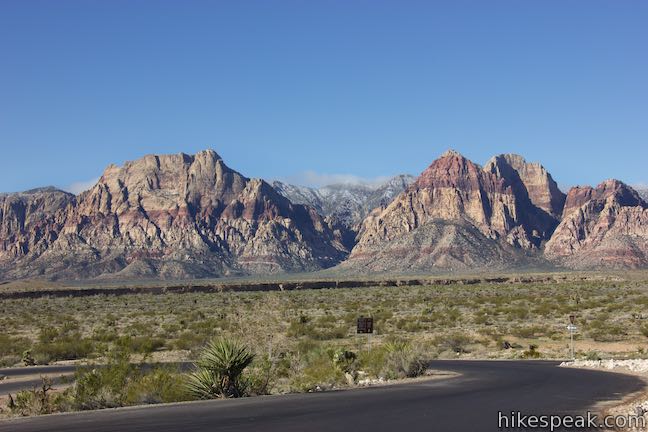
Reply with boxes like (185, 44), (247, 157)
(1, 0), (646, 193)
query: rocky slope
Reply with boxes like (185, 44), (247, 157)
(545, 180), (648, 269)
(340, 150), (563, 272)
(0, 151), (349, 280)
(272, 175), (414, 228)
(0, 187), (76, 269)
(2, 149), (647, 279)
(637, 187), (648, 203)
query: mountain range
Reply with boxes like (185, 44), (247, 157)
(1, 149), (646, 280)
(272, 175), (415, 229)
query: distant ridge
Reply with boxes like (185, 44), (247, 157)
(1, 149), (647, 281)
(272, 174), (415, 228)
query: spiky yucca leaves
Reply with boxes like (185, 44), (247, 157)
(186, 338), (255, 398)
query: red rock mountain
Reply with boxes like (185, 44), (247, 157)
(0, 150), (348, 279)
(545, 180), (648, 269)
(0, 187), (75, 266)
(2, 149), (647, 279)
(341, 151), (563, 272)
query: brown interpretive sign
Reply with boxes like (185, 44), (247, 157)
(357, 316), (373, 334)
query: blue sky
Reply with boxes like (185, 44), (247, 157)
(1, 1), (646, 193)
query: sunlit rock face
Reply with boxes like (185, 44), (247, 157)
(1, 150), (349, 279)
(545, 180), (648, 269)
(343, 150), (560, 272)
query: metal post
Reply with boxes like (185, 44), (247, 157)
(569, 331), (576, 360)
(567, 314), (577, 361)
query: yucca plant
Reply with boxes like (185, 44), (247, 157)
(186, 338), (255, 398)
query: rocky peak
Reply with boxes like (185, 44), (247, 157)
(561, 179), (644, 219)
(0, 187), (75, 263)
(484, 154), (566, 219)
(0, 150), (349, 280)
(413, 149), (506, 194)
(545, 179), (648, 269)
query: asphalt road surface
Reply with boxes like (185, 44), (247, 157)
(0, 365), (77, 394)
(1, 361), (644, 432)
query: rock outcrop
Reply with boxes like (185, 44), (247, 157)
(0, 187), (75, 267)
(0, 150), (349, 279)
(484, 154), (566, 219)
(2, 149), (648, 279)
(544, 180), (648, 269)
(341, 150), (557, 272)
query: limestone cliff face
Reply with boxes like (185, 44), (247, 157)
(544, 180), (648, 269)
(2, 150), (348, 279)
(342, 150), (557, 272)
(0, 187), (75, 266)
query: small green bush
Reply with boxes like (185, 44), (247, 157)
(522, 344), (541, 359)
(434, 333), (472, 354)
(381, 341), (426, 379)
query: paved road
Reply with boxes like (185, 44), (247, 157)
(1, 361), (643, 432)
(0, 365), (78, 377)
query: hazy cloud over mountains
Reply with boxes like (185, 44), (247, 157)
(279, 171), (397, 188)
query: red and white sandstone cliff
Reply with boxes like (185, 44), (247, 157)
(2, 149), (647, 279)
(341, 151), (561, 272)
(544, 180), (648, 269)
(0, 150), (349, 279)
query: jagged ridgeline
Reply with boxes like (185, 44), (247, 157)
(0, 150), (349, 279)
(1, 149), (647, 280)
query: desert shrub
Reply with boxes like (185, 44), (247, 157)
(70, 348), (134, 409)
(380, 341), (427, 379)
(289, 347), (345, 392)
(510, 325), (556, 339)
(522, 344), (541, 359)
(243, 354), (277, 396)
(587, 323), (626, 342)
(640, 324), (648, 338)
(7, 377), (60, 416)
(583, 351), (601, 361)
(357, 347), (388, 377)
(32, 325), (95, 363)
(505, 305), (529, 320)
(395, 318), (426, 332)
(125, 367), (188, 405)
(0, 334), (30, 358)
(92, 327), (119, 343)
(472, 311), (493, 325)
(333, 349), (358, 374)
(433, 333), (472, 354)
(116, 335), (165, 354)
(287, 316), (347, 340)
(172, 331), (208, 351)
(56, 348), (189, 412)
(186, 338), (255, 399)
(33, 338), (94, 363)
(22, 350), (36, 366)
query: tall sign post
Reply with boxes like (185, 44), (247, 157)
(567, 314), (577, 360)
(357, 316), (374, 351)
